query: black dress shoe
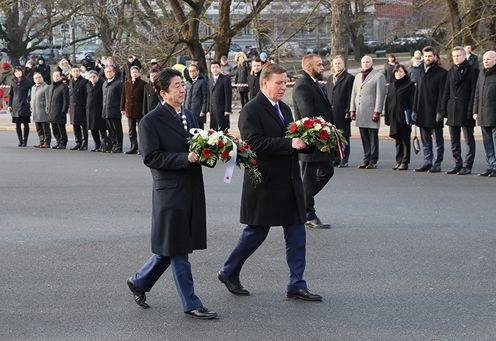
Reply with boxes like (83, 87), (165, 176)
(126, 278), (150, 309)
(70, 144), (82, 150)
(489, 170), (496, 177)
(338, 163), (348, 168)
(111, 149), (122, 153)
(479, 169), (492, 177)
(415, 164), (432, 172)
(304, 218), (331, 229)
(446, 166), (462, 174)
(125, 150), (137, 155)
(57, 145), (66, 150)
(287, 288), (322, 301)
(18, 141), (24, 147)
(78, 145), (88, 151)
(52, 144), (60, 149)
(457, 167), (471, 175)
(185, 306), (217, 320)
(365, 163), (377, 169)
(397, 163), (408, 170)
(428, 165), (441, 173)
(217, 272), (250, 296)
(392, 163), (400, 170)
(358, 163), (369, 169)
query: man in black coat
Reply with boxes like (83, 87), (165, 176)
(121, 55), (142, 82)
(413, 46), (448, 173)
(185, 64), (208, 129)
(102, 65), (124, 153)
(441, 46), (479, 175)
(473, 50), (496, 177)
(126, 69), (217, 319)
(86, 70), (108, 152)
(326, 55), (354, 167)
(292, 53), (333, 229)
(47, 71), (69, 149)
(68, 66), (89, 150)
(207, 60), (232, 131)
(464, 45), (479, 70)
(33, 56), (51, 85)
(142, 70), (160, 115)
(247, 58), (262, 100)
(218, 64), (322, 302)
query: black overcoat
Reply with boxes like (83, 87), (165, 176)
(441, 60), (478, 127)
(238, 92), (306, 227)
(142, 82), (160, 115)
(86, 79), (106, 130)
(138, 103), (206, 256)
(385, 76), (415, 137)
(326, 70), (354, 137)
(413, 63), (447, 129)
(207, 73), (232, 130)
(185, 75), (208, 123)
(47, 81), (69, 124)
(247, 72), (260, 100)
(102, 78), (123, 119)
(69, 77), (88, 126)
(234, 64), (249, 93)
(8, 77), (32, 117)
(473, 65), (496, 127)
(292, 71), (333, 163)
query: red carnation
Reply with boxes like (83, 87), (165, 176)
(289, 122), (298, 132)
(314, 118), (322, 124)
(303, 120), (314, 129)
(319, 129), (329, 140)
(208, 129), (214, 136)
(218, 140), (225, 148)
(239, 146), (245, 153)
(221, 149), (230, 160)
(251, 159), (257, 166)
(201, 148), (210, 158)
(245, 144), (251, 150)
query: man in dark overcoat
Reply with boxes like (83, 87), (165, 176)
(185, 64), (208, 129)
(86, 70), (107, 152)
(142, 70), (160, 115)
(126, 69), (217, 320)
(413, 46), (448, 173)
(68, 66), (89, 150)
(473, 50), (496, 177)
(102, 65), (124, 153)
(218, 64), (322, 302)
(207, 60), (232, 131)
(293, 53), (334, 229)
(47, 71), (69, 149)
(326, 55), (354, 167)
(247, 58), (262, 100)
(441, 46), (479, 175)
(120, 66), (146, 154)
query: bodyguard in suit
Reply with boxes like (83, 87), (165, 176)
(102, 65), (124, 153)
(142, 70), (160, 115)
(293, 53), (334, 229)
(207, 61), (232, 131)
(126, 69), (217, 319)
(413, 46), (448, 173)
(86, 71), (108, 152)
(464, 45), (479, 70)
(185, 64), (208, 129)
(47, 71), (69, 149)
(68, 66), (89, 150)
(31, 72), (51, 148)
(441, 46), (478, 175)
(349, 55), (386, 169)
(326, 55), (355, 167)
(218, 64), (322, 302)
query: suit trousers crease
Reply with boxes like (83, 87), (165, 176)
(90, 129), (107, 147)
(35, 122), (51, 145)
(301, 161), (333, 220)
(449, 126), (475, 168)
(51, 123), (67, 145)
(359, 128), (379, 164)
(132, 254), (202, 312)
(73, 124), (88, 145)
(481, 126), (496, 169)
(420, 127), (444, 166)
(128, 117), (141, 152)
(106, 118), (123, 151)
(220, 224), (307, 291)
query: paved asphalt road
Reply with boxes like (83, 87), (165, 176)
(1, 131), (495, 341)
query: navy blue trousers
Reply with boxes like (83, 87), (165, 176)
(131, 254), (202, 312)
(220, 223), (307, 292)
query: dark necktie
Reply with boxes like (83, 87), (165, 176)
(274, 103), (285, 124)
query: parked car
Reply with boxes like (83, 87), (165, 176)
(75, 51), (95, 63)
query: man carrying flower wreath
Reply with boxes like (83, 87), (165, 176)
(218, 63), (322, 302)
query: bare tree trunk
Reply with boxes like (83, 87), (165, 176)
(330, 0), (349, 67)
(445, 0), (462, 48)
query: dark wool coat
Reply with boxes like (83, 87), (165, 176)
(69, 77), (88, 126)
(143, 82), (160, 115)
(120, 78), (146, 118)
(326, 70), (354, 137)
(8, 77), (32, 117)
(86, 79), (106, 130)
(34, 62), (51, 85)
(47, 81), (69, 124)
(473, 65), (496, 127)
(413, 63), (448, 129)
(102, 78), (123, 119)
(247, 72), (260, 100)
(138, 103), (206, 256)
(385, 76), (415, 137)
(234, 64), (249, 93)
(185, 75), (208, 124)
(208, 73), (232, 130)
(441, 60), (478, 127)
(293, 71), (334, 163)
(238, 92), (306, 227)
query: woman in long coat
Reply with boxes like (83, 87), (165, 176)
(86, 70), (107, 152)
(385, 64), (415, 170)
(8, 67), (33, 146)
(234, 52), (249, 107)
